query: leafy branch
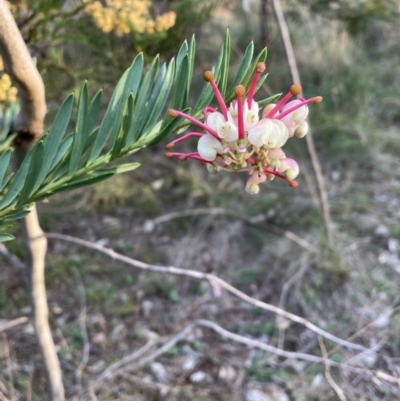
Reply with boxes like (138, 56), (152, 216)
(0, 31), (273, 241)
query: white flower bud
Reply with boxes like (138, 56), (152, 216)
(207, 111), (238, 142)
(277, 158), (299, 179)
(294, 120), (309, 138)
(197, 134), (223, 161)
(248, 119), (273, 147)
(266, 119), (289, 149)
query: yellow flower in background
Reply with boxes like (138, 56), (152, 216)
(84, 0), (176, 37)
(0, 57), (18, 106)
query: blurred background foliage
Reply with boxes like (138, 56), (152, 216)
(2, 0), (400, 399)
(5, 0), (215, 99)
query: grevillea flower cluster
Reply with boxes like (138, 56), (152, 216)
(165, 62), (322, 194)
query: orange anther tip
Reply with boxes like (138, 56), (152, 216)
(290, 84), (302, 95)
(203, 71), (214, 82)
(165, 153), (173, 159)
(289, 180), (299, 188)
(234, 85), (246, 97)
(165, 144), (174, 150)
(256, 62), (266, 73)
(313, 96), (323, 104)
(168, 109), (178, 117)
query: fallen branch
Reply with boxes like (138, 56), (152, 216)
(0, 317), (29, 332)
(45, 232), (367, 352)
(0, 243), (29, 284)
(318, 335), (348, 401)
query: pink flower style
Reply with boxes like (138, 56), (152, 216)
(165, 62), (322, 194)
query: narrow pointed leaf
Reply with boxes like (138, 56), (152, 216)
(188, 35), (196, 88)
(218, 29), (231, 97)
(257, 93), (282, 108)
(176, 41), (188, 73)
(140, 60), (175, 139)
(88, 54), (144, 162)
(226, 41), (254, 100)
(0, 151), (32, 209)
(161, 56), (189, 131)
(111, 94), (135, 159)
(0, 173), (13, 193)
(0, 149), (12, 187)
(125, 56), (159, 144)
(49, 134), (74, 173)
(86, 89), (102, 136)
(0, 232), (14, 242)
(69, 81), (89, 176)
(192, 34), (229, 115)
(36, 94), (74, 187)
(17, 141), (44, 206)
(52, 172), (115, 194)
(3, 208), (31, 221)
(242, 48), (267, 89)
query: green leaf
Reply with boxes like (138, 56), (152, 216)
(176, 40), (188, 73)
(86, 89), (102, 137)
(111, 93), (135, 160)
(218, 29), (231, 97)
(88, 53), (144, 163)
(169, 56), (190, 115)
(0, 151), (32, 209)
(0, 173), (13, 193)
(36, 94), (74, 187)
(17, 141), (44, 206)
(3, 208), (31, 221)
(140, 60), (175, 139)
(115, 162), (140, 174)
(188, 35), (196, 89)
(52, 172), (115, 194)
(125, 55), (159, 145)
(0, 149), (12, 187)
(242, 47), (267, 90)
(99, 162), (140, 175)
(69, 81), (89, 176)
(192, 33), (229, 115)
(49, 134), (74, 173)
(0, 232), (14, 242)
(257, 93), (282, 108)
(226, 41), (254, 101)
(146, 109), (190, 146)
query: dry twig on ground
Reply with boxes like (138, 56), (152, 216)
(44, 232), (368, 353)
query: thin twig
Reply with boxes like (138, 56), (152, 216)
(150, 207), (316, 252)
(318, 335), (348, 401)
(1, 333), (14, 401)
(271, 0), (333, 244)
(45, 232), (366, 352)
(119, 373), (172, 395)
(0, 390), (10, 401)
(99, 324), (194, 381)
(376, 370), (400, 385)
(97, 333), (158, 381)
(277, 254), (310, 349)
(0, 244), (29, 284)
(0, 317), (29, 332)
(73, 268), (90, 393)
